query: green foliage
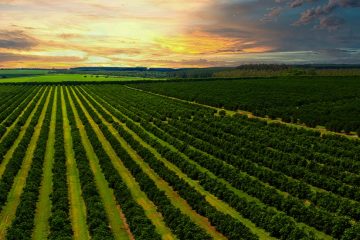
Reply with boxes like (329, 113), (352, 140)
(48, 88), (72, 239)
(219, 110), (226, 116)
(64, 91), (114, 240)
(74, 88), (210, 240)
(6, 88), (54, 240)
(86, 84), (360, 239)
(0, 88), (49, 211)
(0, 83), (359, 240)
(132, 76), (360, 133)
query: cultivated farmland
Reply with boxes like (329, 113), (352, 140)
(0, 83), (359, 240)
(131, 76), (360, 134)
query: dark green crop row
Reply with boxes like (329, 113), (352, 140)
(81, 86), (318, 239)
(195, 116), (360, 185)
(0, 87), (37, 127)
(48, 88), (72, 239)
(0, 87), (45, 166)
(84, 86), (359, 224)
(165, 118), (360, 217)
(83, 84), (360, 239)
(130, 76), (360, 133)
(6, 87), (54, 239)
(95, 91), (350, 238)
(202, 115), (360, 161)
(64, 88), (114, 239)
(1, 83), (358, 240)
(0, 86), (34, 126)
(0, 88), (49, 210)
(70, 87), (209, 240)
(91, 84), (360, 194)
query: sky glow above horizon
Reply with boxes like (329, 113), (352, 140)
(0, 0), (359, 68)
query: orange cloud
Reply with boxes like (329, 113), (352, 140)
(243, 46), (274, 53)
(156, 31), (238, 55)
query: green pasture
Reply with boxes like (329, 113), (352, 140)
(0, 74), (163, 83)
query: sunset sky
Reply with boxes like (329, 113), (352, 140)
(0, 0), (359, 68)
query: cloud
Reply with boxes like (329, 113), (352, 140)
(264, 0), (360, 30)
(155, 31), (241, 55)
(0, 30), (38, 50)
(261, 7), (283, 21)
(289, 0), (318, 8)
(312, 48), (360, 63)
(191, 0), (360, 57)
(108, 57), (230, 68)
(0, 52), (83, 63)
(293, 0), (360, 29)
(0, 52), (32, 62)
(315, 48), (356, 57)
(316, 15), (345, 31)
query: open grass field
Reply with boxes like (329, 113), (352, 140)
(0, 69), (49, 78)
(0, 80), (359, 240)
(0, 74), (163, 83)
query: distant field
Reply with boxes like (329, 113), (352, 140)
(214, 68), (360, 78)
(131, 76), (360, 134)
(0, 69), (49, 78)
(0, 74), (163, 83)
